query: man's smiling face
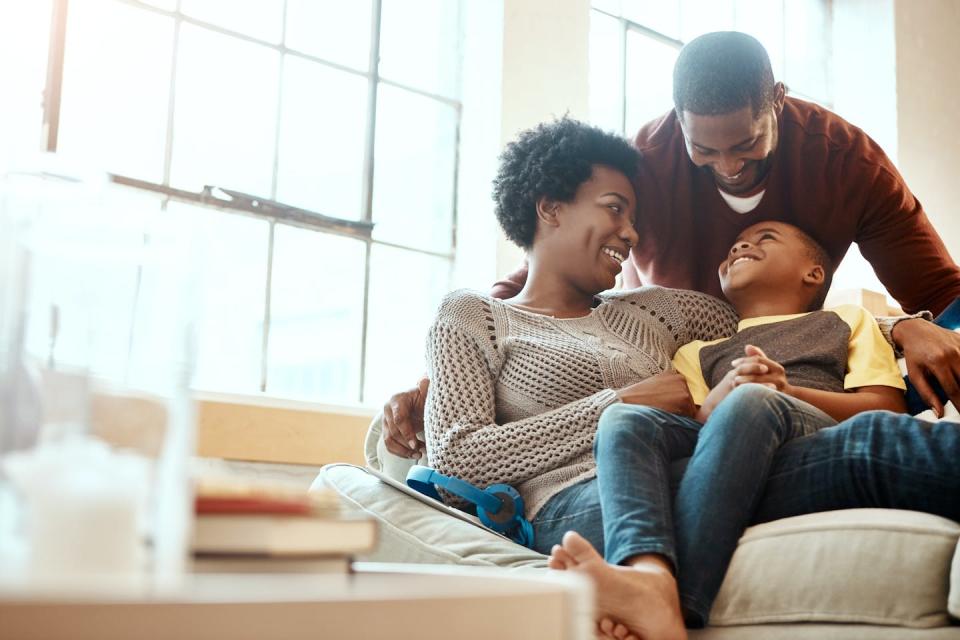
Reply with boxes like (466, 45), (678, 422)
(679, 83), (785, 195)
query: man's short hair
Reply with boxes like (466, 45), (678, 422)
(791, 227), (834, 311)
(673, 31), (776, 119)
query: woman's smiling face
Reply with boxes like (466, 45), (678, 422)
(547, 165), (640, 294)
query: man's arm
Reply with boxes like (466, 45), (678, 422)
(857, 158), (960, 316)
(490, 262), (528, 300)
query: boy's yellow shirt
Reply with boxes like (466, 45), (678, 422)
(672, 304), (906, 406)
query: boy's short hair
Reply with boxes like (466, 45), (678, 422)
(791, 227), (833, 310)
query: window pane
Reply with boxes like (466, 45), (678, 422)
(622, 0), (680, 40)
(624, 31), (678, 134)
(141, 0), (177, 9)
(363, 245), (450, 404)
(784, 0), (829, 102)
(170, 24), (280, 196)
(285, 0), (372, 71)
(127, 192), (196, 394)
(275, 57), (367, 220)
(590, 11), (625, 134)
(266, 225), (365, 402)
(593, 0), (623, 15)
(680, 0), (734, 42)
(180, 203), (268, 393)
(379, 0), (461, 98)
(19, 183), (148, 380)
(372, 86), (457, 253)
(0, 0), (50, 164)
(58, 0), (173, 182)
(180, 0), (284, 43)
(734, 0), (784, 79)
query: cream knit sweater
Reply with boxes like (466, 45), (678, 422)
(424, 286), (739, 519)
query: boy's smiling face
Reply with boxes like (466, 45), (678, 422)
(719, 221), (825, 308)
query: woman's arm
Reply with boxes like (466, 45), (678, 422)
(424, 317), (619, 499)
(667, 289), (739, 344)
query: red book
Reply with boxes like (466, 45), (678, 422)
(195, 496), (314, 516)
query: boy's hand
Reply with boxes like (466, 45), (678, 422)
(697, 345), (791, 423)
(730, 344), (794, 395)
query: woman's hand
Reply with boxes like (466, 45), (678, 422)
(616, 372), (695, 417)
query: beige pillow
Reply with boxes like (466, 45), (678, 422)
(710, 509), (960, 628)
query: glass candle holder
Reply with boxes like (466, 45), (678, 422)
(0, 156), (196, 592)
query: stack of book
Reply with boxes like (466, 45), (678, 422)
(190, 476), (377, 574)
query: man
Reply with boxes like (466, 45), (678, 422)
(384, 31), (960, 458)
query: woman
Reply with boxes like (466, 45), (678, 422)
(423, 118), (735, 639)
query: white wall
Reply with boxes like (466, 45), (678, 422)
(894, 0), (960, 263)
(496, 0), (592, 279)
(829, 0), (897, 299)
(821, 0), (960, 304)
(452, 1), (504, 291)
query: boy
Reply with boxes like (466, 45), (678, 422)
(673, 220), (907, 423)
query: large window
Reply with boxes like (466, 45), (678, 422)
(589, 0), (831, 136)
(2, 0), (463, 406)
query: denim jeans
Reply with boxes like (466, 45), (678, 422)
(531, 410), (696, 560)
(530, 384), (960, 627)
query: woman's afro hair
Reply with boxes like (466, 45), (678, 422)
(492, 117), (640, 249)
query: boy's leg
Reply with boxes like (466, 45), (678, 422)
(674, 384), (837, 626)
(594, 403), (701, 569)
(532, 404), (700, 560)
(540, 403), (700, 640)
(753, 410), (960, 524)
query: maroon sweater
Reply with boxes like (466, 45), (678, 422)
(493, 98), (960, 315)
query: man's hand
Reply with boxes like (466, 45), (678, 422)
(730, 344), (792, 393)
(892, 319), (960, 418)
(617, 372), (696, 417)
(382, 377), (429, 458)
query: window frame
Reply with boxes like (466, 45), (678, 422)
(591, 0), (832, 137)
(38, 0), (463, 404)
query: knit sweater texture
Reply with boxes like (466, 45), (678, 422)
(423, 286), (738, 520)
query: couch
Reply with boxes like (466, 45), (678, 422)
(312, 413), (960, 639)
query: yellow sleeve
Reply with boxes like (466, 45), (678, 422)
(672, 341), (712, 405)
(832, 305), (907, 391)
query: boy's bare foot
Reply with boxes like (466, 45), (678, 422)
(599, 617), (640, 640)
(549, 531), (687, 640)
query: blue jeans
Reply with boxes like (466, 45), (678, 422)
(531, 384), (960, 627)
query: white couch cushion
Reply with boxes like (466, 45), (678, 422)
(709, 508), (960, 628)
(317, 462), (960, 628)
(316, 463), (547, 569)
